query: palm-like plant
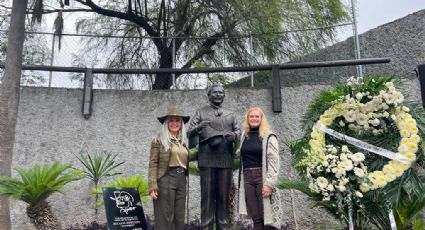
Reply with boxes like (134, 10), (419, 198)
(75, 151), (125, 215)
(92, 175), (149, 204)
(0, 162), (84, 230)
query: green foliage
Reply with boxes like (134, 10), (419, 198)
(92, 175), (149, 204)
(75, 151), (125, 187)
(187, 161), (199, 176)
(276, 179), (316, 197)
(0, 162), (84, 205)
(65, 0), (350, 89)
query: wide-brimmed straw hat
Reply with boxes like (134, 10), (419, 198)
(157, 107), (190, 124)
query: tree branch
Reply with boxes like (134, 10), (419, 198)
(28, 8), (94, 14)
(74, 0), (163, 50)
(180, 31), (226, 69)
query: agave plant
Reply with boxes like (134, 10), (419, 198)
(0, 162), (84, 230)
(76, 151), (125, 188)
(75, 151), (125, 215)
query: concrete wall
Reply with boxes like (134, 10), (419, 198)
(10, 78), (422, 229)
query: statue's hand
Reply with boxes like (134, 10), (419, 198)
(195, 121), (210, 133)
(224, 132), (236, 142)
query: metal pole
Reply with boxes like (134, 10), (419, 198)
(0, 57), (390, 74)
(172, 37), (176, 88)
(351, 0), (363, 77)
(417, 64), (425, 108)
(49, 34), (56, 87)
(250, 35), (254, 87)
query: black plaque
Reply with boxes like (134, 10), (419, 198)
(103, 187), (148, 230)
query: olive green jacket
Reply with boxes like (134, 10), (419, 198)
(148, 140), (197, 192)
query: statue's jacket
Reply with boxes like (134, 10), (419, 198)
(188, 105), (241, 168)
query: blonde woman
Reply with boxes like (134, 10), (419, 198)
(237, 107), (282, 230)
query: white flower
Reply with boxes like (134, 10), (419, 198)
(356, 113), (369, 125)
(351, 152), (365, 162)
(344, 110), (357, 123)
(402, 106), (410, 112)
(355, 191), (363, 198)
(336, 185), (346, 192)
(342, 160), (354, 171)
(355, 92), (363, 100)
(327, 184), (335, 192)
(385, 82), (394, 88)
(341, 145), (349, 153)
(372, 128), (381, 136)
(354, 167), (365, 177)
(339, 120), (345, 127)
(340, 178), (349, 185)
(316, 177), (329, 189)
(335, 168), (346, 178)
(370, 118), (380, 126)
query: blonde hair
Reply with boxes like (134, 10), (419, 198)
(242, 106), (272, 139)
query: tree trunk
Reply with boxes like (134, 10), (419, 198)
(0, 0), (28, 229)
(152, 48), (173, 89)
(26, 201), (61, 230)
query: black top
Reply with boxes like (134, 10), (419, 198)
(241, 127), (262, 168)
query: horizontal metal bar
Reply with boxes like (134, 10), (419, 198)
(0, 58), (390, 75)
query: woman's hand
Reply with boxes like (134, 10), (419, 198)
(262, 185), (272, 197)
(150, 190), (158, 200)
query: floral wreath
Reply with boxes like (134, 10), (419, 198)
(301, 77), (421, 201)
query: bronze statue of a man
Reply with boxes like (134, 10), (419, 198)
(187, 84), (241, 230)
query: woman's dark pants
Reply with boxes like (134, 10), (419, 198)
(153, 168), (187, 230)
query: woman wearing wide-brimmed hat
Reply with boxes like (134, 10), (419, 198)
(148, 107), (196, 230)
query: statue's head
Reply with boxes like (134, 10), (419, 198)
(207, 84), (225, 106)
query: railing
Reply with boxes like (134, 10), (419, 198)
(1, 57), (394, 118)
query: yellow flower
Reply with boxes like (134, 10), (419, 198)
(409, 126), (419, 135)
(406, 118), (417, 127)
(382, 165), (393, 175)
(406, 142), (418, 153)
(403, 152), (416, 161)
(384, 172), (397, 182)
(409, 134), (420, 144)
(389, 160), (410, 171)
(320, 117), (332, 126)
(399, 129), (411, 138)
(398, 144), (409, 154)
